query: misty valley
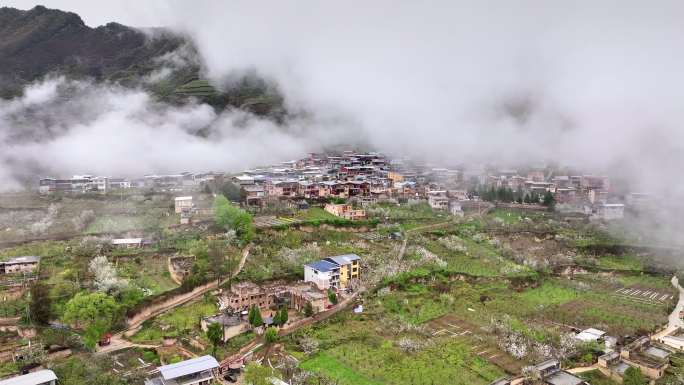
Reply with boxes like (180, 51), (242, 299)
(1, 2), (684, 385)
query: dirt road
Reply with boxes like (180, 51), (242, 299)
(652, 275), (684, 341)
(98, 245), (251, 353)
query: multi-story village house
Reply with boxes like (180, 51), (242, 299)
(324, 203), (366, 220)
(324, 254), (360, 289)
(297, 181), (320, 199)
(242, 185), (266, 206)
(265, 180), (299, 198)
(304, 260), (341, 290)
(219, 281), (329, 317)
(304, 254), (361, 291)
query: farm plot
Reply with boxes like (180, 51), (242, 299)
(253, 216), (301, 228)
(427, 315), (528, 374)
(357, 232), (385, 241)
(613, 287), (674, 304)
(299, 334), (504, 385)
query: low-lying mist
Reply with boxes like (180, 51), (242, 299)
(2, 1), (684, 249)
(0, 76), (363, 188)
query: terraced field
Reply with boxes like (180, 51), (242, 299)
(173, 79), (217, 96)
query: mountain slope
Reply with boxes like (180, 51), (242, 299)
(0, 5), (187, 98)
(0, 6), (284, 118)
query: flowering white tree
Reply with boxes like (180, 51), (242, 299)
(30, 204), (60, 235)
(71, 209), (95, 232)
(298, 336), (320, 355)
(397, 337), (422, 353)
(89, 255), (127, 293)
(439, 235), (468, 253)
(222, 229), (237, 244)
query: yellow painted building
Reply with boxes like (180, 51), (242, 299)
(324, 254), (361, 289)
(388, 172), (404, 184)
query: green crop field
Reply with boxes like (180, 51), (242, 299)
(174, 79), (217, 96)
(295, 315), (504, 385)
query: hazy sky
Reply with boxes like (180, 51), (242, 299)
(4, 0), (167, 27)
(2, 1), (684, 197)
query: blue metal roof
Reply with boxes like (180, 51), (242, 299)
(305, 260), (339, 272)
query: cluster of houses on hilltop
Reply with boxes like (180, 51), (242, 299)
(234, 152), (394, 207)
(38, 172), (225, 194)
(37, 152), (650, 222)
(233, 153), (638, 221)
(481, 170), (627, 220)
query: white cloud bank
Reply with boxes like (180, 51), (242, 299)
(2, 1), (684, 248)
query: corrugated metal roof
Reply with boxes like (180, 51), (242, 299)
(3, 256), (40, 264)
(0, 370), (57, 385)
(159, 355), (218, 380)
(325, 254), (361, 266)
(112, 238), (143, 245)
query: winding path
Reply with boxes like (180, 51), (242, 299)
(99, 220), (452, 355)
(652, 275), (684, 341)
(97, 245), (251, 354)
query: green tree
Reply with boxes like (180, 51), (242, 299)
(488, 186), (496, 202)
(303, 301), (314, 317)
(243, 362), (274, 385)
(530, 191), (540, 203)
(206, 322), (223, 357)
(265, 327), (278, 343)
(273, 307), (288, 327)
(116, 287), (145, 310)
(327, 289), (338, 305)
(62, 292), (119, 331)
(624, 366), (646, 385)
(83, 320), (109, 350)
(214, 195), (255, 243)
(220, 182), (244, 202)
(248, 305), (263, 328)
(208, 239), (230, 284)
(542, 190), (556, 210)
(278, 307), (288, 326)
(29, 281), (52, 325)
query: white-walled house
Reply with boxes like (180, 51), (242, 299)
(304, 260), (340, 290)
(174, 196), (193, 213)
(597, 203), (625, 220)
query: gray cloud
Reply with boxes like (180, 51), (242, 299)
(154, 1), (684, 172)
(0, 77), (358, 187)
(3, 1), (684, 246)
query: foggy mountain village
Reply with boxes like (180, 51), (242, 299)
(0, 1), (684, 385)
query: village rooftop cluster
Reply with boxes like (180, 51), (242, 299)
(0, 150), (672, 385)
(38, 150), (656, 223)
